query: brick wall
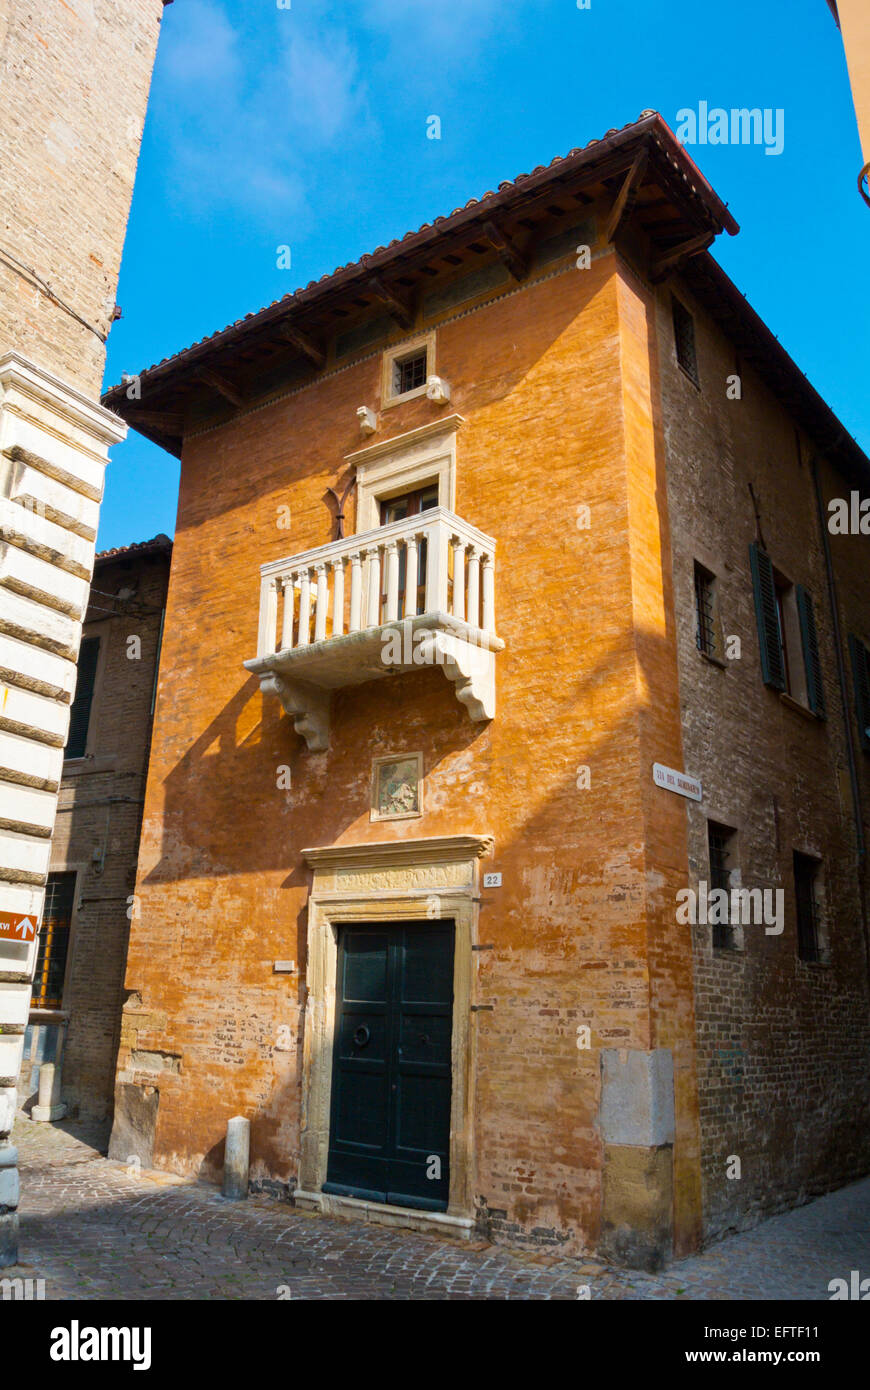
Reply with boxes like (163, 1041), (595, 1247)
(656, 269), (870, 1241)
(110, 195), (869, 1260)
(45, 544), (170, 1122)
(0, 0), (166, 394)
(114, 238), (700, 1258)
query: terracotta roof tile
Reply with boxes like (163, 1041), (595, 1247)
(95, 533), (172, 563)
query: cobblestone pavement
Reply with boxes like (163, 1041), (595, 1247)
(5, 1116), (870, 1300)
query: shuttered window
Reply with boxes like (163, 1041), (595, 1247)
(65, 636), (100, 759)
(849, 635), (870, 753)
(749, 543), (786, 691)
(796, 585), (826, 718)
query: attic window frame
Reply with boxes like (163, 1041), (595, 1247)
(672, 295), (700, 388)
(382, 332), (436, 409)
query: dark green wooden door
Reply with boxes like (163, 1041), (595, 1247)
(324, 921), (454, 1211)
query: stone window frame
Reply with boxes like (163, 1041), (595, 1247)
(380, 331), (437, 409)
(295, 834), (493, 1236)
(792, 848), (830, 966)
(347, 415), (464, 535)
(693, 559), (723, 664)
(671, 294), (700, 389)
(704, 816), (745, 955)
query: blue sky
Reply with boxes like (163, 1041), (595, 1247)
(100, 0), (868, 550)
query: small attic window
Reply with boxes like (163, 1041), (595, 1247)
(382, 334), (435, 407)
(672, 296), (699, 387)
(394, 350), (427, 397)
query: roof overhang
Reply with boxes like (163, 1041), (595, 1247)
(102, 113), (737, 455)
(102, 110), (867, 487)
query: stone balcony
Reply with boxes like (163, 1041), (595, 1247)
(244, 507), (503, 750)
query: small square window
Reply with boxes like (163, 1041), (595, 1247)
(393, 350), (428, 397)
(694, 562), (719, 659)
(672, 296), (699, 386)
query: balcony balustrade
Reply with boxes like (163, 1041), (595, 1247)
(244, 507), (503, 750)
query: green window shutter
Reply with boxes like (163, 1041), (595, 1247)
(848, 635), (870, 753)
(65, 636), (100, 759)
(749, 543), (786, 691)
(796, 585), (826, 718)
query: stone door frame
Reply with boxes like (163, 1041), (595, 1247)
(296, 834), (492, 1231)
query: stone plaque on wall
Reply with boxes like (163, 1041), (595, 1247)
(371, 752), (423, 822)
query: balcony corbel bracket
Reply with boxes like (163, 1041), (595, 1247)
(260, 671), (331, 752)
(416, 630), (496, 723)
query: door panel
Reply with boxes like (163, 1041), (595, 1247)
(324, 921), (454, 1211)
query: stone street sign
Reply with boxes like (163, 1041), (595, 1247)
(652, 762), (702, 802)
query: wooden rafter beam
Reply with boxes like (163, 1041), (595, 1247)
(649, 231), (715, 283)
(123, 407), (185, 434)
(481, 219), (529, 282)
(197, 366), (245, 408)
(367, 275), (414, 330)
(606, 146), (649, 244)
(277, 324), (326, 370)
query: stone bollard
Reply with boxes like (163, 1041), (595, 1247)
(222, 1116), (250, 1201)
(0, 1140), (19, 1267)
(32, 1061), (66, 1123)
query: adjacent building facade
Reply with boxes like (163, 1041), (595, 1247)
(103, 113), (870, 1267)
(827, 0), (870, 199)
(0, 0), (169, 1263)
(18, 536), (171, 1128)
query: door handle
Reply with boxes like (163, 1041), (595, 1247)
(353, 1025), (371, 1048)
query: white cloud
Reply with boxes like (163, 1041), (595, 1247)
(160, 0), (240, 94)
(274, 31), (365, 145)
(362, 0), (507, 49)
(153, 1), (371, 223)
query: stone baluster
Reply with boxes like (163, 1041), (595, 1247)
(349, 552), (363, 632)
(404, 534), (419, 619)
(452, 537), (466, 622)
(425, 519), (449, 614)
(297, 569), (311, 647)
(385, 541), (400, 623)
(466, 547), (481, 629)
(314, 564), (328, 643)
(258, 575), (279, 657)
(365, 546), (381, 627)
(281, 576), (295, 651)
(482, 553), (495, 633)
(332, 558), (345, 637)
